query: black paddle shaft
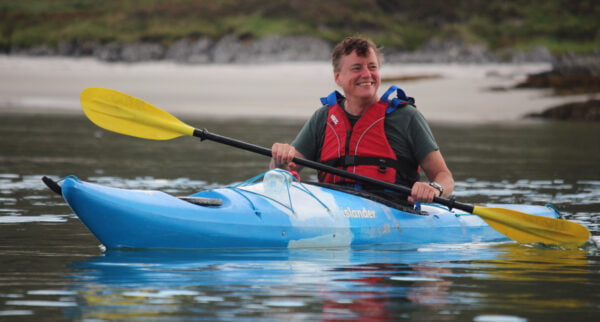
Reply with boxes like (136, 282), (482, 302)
(194, 128), (475, 213)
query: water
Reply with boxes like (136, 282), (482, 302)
(1, 113), (599, 321)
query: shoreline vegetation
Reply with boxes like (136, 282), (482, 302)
(3, 1), (598, 57)
(1, 0), (598, 120)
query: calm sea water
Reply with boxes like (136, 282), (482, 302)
(1, 113), (599, 321)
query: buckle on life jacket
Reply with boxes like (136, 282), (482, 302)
(381, 85), (416, 113)
(377, 159), (388, 173)
(320, 91), (345, 107)
(341, 155), (356, 167)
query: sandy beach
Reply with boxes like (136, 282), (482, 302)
(0, 55), (589, 123)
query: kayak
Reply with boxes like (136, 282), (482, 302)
(47, 169), (562, 250)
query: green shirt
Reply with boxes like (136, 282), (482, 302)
(292, 102), (439, 168)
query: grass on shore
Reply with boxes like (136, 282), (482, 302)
(1, 0), (598, 54)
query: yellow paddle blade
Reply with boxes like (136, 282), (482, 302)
(80, 87), (195, 140)
(473, 206), (591, 248)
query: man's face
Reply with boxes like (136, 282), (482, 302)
(334, 48), (380, 102)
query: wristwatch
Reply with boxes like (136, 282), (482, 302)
(429, 182), (444, 196)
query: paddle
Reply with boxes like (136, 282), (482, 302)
(80, 87), (591, 247)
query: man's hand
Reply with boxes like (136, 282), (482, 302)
(408, 181), (441, 203)
(270, 143), (299, 171)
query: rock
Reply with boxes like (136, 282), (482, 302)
(526, 99), (600, 121)
(92, 42), (166, 62)
(56, 41), (76, 56)
(165, 38), (214, 63)
(55, 40), (97, 56)
(516, 52), (600, 94)
(211, 34), (243, 63)
(84, 34), (331, 64)
(120, 42), (165, 62)
(211, 34), (331, 63)
(13, 44), (56, 56)
(65, 40), (98, 56)
(501, 46), (554, 63)
(553, 52), (600, 76)
(385, 39), (500, 64)
(187, 38), (214, 64)
(94, 42), (122, 62)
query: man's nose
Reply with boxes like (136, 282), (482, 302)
(359, 66), (371, 77)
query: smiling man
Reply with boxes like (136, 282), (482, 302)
(271, 36), (454, 204)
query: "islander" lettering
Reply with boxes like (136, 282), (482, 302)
(343, 207), (376, 219)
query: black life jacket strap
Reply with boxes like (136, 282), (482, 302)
(321, 156), (402, 173)
(318, 155), (420, 187)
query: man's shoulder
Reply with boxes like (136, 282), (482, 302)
(315, 104), (330, 115)
(308, 105), (330, 123)
(386, 103), (421, 124)
(388, 103), (418, 115)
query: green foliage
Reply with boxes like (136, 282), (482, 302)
(0, 0), (598, 53)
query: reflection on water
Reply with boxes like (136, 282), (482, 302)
(1, 113), (599, 320)
(50, 245), (600, 320)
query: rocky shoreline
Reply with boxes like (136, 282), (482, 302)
(518, 53), (600, 121)
(517, 53), (600, 95)
(9, 35), (557, 64)
(526, 99), (600, 121)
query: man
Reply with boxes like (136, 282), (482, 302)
(270, 36), (453, 203)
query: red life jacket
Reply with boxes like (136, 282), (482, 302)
(318, 86), (419, 186)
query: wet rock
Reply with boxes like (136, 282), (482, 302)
(526, 99), (600, 121)
(516, 52), (600, 95)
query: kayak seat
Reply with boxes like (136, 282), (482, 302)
(178, 196), (223, 207)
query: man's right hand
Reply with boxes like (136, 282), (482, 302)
(270, 143), (300, 171)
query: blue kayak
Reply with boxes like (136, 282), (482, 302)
(56, 170), (561, 249)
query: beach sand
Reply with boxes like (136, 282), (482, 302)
(0, 56), (589, 123)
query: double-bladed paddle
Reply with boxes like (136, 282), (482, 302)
(80, 87), (591, 247)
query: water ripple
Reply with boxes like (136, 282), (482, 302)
(455, 179), (600, 206)
(0, 215), (68, 223)
(5, 300), (77, 307)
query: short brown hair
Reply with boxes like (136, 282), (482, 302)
(331, 37), (383, 72)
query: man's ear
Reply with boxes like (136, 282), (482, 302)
(333, 71), (341, 86)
